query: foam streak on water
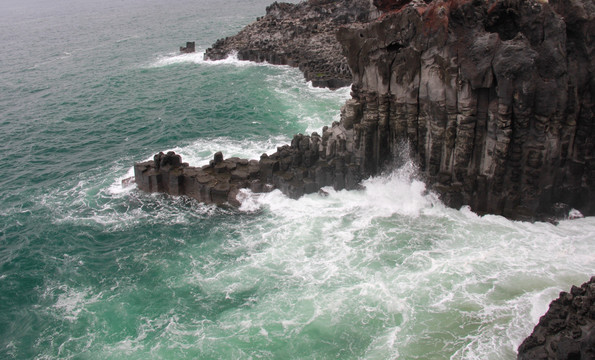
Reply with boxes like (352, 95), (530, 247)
(150, 51), (254, 68)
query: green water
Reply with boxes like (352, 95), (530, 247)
(1, 0), (594, 358)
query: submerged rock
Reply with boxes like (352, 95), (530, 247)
(517, 277), (595, 360)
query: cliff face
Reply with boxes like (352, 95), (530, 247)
(204, 0), (379, 89)
(336, 0), (595, 220)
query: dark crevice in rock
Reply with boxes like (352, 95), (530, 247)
(386, 41), (403, 52)
(486, 4), (520, 41)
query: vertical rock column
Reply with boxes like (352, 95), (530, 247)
(337, 0), (594, 220)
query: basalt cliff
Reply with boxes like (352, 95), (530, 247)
(136, 0), (594, 222)
(337, 0), (595, 221)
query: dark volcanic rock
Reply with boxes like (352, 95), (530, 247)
(204, 0), (379, 89)
(518, 277), (595, 360)
(336, 0), (595, 221)
(180, 41), (195, 53)
(134, 124), (362, 206)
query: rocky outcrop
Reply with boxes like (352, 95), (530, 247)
(335, 0), (595, 220)
(135, 151), (260, 206)
(204, 0), (379, 89)
(180, 41), (195, 53)
(137, 0), (594, 221)
(517, 277), (595, 360)
(134, 125), (363, 206)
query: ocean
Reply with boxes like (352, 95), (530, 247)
(0, 0), (593, 358)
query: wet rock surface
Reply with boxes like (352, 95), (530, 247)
(204, 0), (379, 89)
(517, 277), (595, 360)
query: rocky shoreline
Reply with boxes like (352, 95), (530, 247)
(204, 0), (379, 89)
(517, 277), (595, 360)
(135, 122), (364, 207)
(135, 0), (595, 356)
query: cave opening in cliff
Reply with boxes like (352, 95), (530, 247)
(485, 5), (520, 41)
(386, 41), (403, 52)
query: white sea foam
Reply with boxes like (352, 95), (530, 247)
(164, 135), (290, 167)
(48, 285), (101, 322)
(266, 68), (351, 134)
(149, 51), (351, 134)
(150, 51), (208, 67)
(217, 159), (595, 358)
(107, 165), (135, 195)
(70, 131), (292, 224)
(569, 208), (584, 219)
(40, 125), (595, 359)
(150, 51), (277, 69)
(237, 160), (439, 220)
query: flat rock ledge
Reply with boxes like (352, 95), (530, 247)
(134, 124), (363, 206)
(518, 277), (595, 360)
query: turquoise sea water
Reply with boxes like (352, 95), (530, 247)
(1, 0), (594, 358)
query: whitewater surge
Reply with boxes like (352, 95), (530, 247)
(149, 50), (295, 70)
(37, 113), (595, 359)
(228, 164), (595, 359)
(150, 51), (252, 68)
(106, 145), (594, 358)
(89, 51), (595, 358)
